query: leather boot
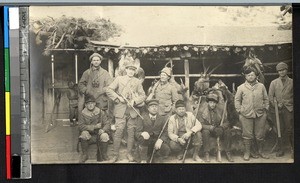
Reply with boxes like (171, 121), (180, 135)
(204, 152), (210, 162)
(243, 139), (251, 161)
(193, 146), (202, 162)
(138, 145), (148, 163)
(101, 142), (110, 161)
(79, 140), (89, 163)
(225, 151), (234, 162)
(276, 138), (284, 157)
(257, 140), (269, 159)
(250, 140), (259, 159)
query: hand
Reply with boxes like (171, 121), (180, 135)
(278, 103), (283, 109)
(111, 124), (116, 131)
(181, 132), (192, 140)
(94, 123), (102, 129)
(128, 100), (135, 107)
(114, 98), (120, 104)
(98, 129), (104, 135)
(154, 139), (163, 150)
(118, 96), (125, 103)
(213, 126), (224, 137)
(177, 137), (186, 145)
(141, 132), (150, 140)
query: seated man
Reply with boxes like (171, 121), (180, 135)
(168, 100), (203, 162)
(78, 96), (111, 163)
(198, 93), (234, 162)
(135, 99), (171, 163)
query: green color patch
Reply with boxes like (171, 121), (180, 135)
(4, 48), (10, 92)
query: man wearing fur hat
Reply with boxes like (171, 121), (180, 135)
(78, 53), (113, 112)
(106, 57), (146, 162)
(135, 99), (171, 163)
(78, 95), (111, 163)
(146, 67), (179, 116)
(235, 67), (269, 161)
(168, 100), (203, 162)
(269, 62), (293, 157)
(198, 93), (233, 162)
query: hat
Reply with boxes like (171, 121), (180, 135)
(160, 67), (172, 77)
(175, 100), (185, 108)
(146, 99), (159, 106)
(85, 95), (96, 103)
(123, 56), (139, 70)
(206, 93), (219, 103)
(242, 66), (258, 76)
(89, 53), (103, 62)
(276, 62), (288, 71)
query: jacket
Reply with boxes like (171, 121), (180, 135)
(235, 81), (269, 118)
(168, 112), (202, 142)
(154, 82), (179, 115)
(106, 75), (146, 118)
(268, 76), (293, 112)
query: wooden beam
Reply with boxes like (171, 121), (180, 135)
(184, 59), (190, 98)
(108, 59), (114, 77)
(51, 54), (55, 105)
(75, 54), (78, 84)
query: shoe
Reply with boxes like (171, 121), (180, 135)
(250, 152), (259, 159)
(243, 139), (251, 161)
(204, 152), (210, 162)
(276, 149), (284, 157)
(127, 153), (134, 162)
(79, 154), (88, 163)
(193, 155), (203, 162)
(257, 140), (269, 159)
(109, 156), (118, 163)
(225, 152), (234, 162)
(177, 154), (183, 160)
(140, 160), (147, 163)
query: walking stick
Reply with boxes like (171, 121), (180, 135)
(271, 97), (282, 153)
(216, 100), (227, 162)
(182, 96), (203, 163)
(149, 116), (171, 163)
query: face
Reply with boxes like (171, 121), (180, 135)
(245, 71), (257, 83)
(176, 107), (186, 117)
(148, 104), (158, 115)
(91, 56), (102, 67)
(160, 72), (169, 82)
(278, 69), (287, 78)
(85, 102), (96, 111)
(208, 101), (217, 110)
(126, 67), (136, 77)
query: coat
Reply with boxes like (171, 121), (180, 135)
(135, 113), (169, 143)
(235, 81), (269, 118)
(197, 102), (229, 130)
(78, 67), (113, 109)
(78, 107), (111, 134)
(168, 112), (202, 142)
(268, 76), (293, 112)
(154, 82), (179, 115)
(106, 75), (146, 118)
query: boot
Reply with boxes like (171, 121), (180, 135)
(79, 140), (89, 163)
(225, 151), (234, 162)
(250, 140), (259, 159)
(110, 156), (118, 163)
(204, 152), (210, 162)
(101, 142), (110, 161)
(289, 134), (294, 159)
(243, 139), (251, 161)
(192, 146), (203, 162)
(127, 153), (134, 162)
(96, 141), (103, 162)
(257, 140), (269, 159)
(138, 145), (148, 163)
(276, 138), (284, 157)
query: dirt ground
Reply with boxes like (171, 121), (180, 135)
(32, 120), (293, 164)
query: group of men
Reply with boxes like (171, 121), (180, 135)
(71, 52), (293, 163)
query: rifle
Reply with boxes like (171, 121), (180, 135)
(216, 100), (228, 162)
(149, 116), (171, 163)
(117, 92), (144, 120)
(96, 134), (103, 162)
(271, 97), (282, 153)
(146, 79), (159, 102)
(182, 96), (203, 163)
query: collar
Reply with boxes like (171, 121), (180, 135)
(149, 114), (157, 119)
(92, 66), (100, 71)
(245, 80), (258, 87)
(175, 113), (188, 120)
(208, 107), (216, 112)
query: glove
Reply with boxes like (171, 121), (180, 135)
(111, 124), (116, 131)
(213, 126), (224, 137)
(98, 129), (104, 135)
(94, 123), (102, 129)
(181, 132), (192, 140)
(177, 137), (186, 145)
(141, 132), (150, 140)
(154, 139), (163, 150)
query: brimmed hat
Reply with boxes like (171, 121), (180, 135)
(175, 100), (185, 108)
(276, 62), (288, 71)
(206, 93), (219, 103)
(146, 99), (159, 106)
(85, 95), (96, 103)
(159, 67), (172, 77)
(89, 53), (103, 62)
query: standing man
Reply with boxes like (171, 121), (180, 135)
(235, 67), (270, 161)
(269, 62), (293, 157)
(78, 96), (111, 163)
(67, 81), (79, 126)
(146, 67), (179, 116)
(78, 53), (113, 112)
(168, 100), (203, 162)
(135, 99), (171, 163)
(198, 93), (234, 162)
(106, 57), (146, 162)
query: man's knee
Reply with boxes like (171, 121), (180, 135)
(79, 131), (91, 140)
(99, 133), (110, 142)
(169, 141), (182, 152)
(202, 129), (211, 138)
(158, 143), (171, 157)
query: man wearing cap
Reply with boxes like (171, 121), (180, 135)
(235, 67), (269, 161)
(78, 53), (113, 112)
(198, 93), (233, 162)
(269, 62), (293, 157)
(106, 57), (146, 162)
(135, 99), (171, 163)
(78, 95), (111, 163)
(168, 100), (203, 162)
(146, 67), (179, 116)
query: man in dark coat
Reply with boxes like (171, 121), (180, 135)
(198, 93), (234, 162)
(78, 96), (111, 163)
(135, 99), (171, 163)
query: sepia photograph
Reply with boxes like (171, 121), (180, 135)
(29, 5), (293, 164)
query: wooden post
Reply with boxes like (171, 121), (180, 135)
(51, 54), (55, 105)
(108, 58), (114, 77)
(75, 53), (78, 84)
(184, 59), (190, 98)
